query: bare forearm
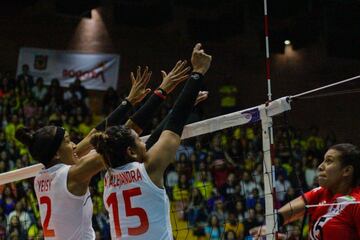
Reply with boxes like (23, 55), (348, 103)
(68, 151), (105, 195)
(69, 151), (105, 185)
(278, 195), (306, 224)
(74, 129), (98, 158)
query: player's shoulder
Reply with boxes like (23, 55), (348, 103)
(309, 186), (325, 195)
(336, 187), (360, 205)
(36, 164), (66, 178)
(346, 187), (360, 214)
(112, 161), (142, 171)
(304, 186), (323, 202)
(350, 186), (360, 200)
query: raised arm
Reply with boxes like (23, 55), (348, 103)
(67, 150), (105, 196)
(146, 43), (212, 187)
(145, 90), (208, 150)
(126, 60), (190, 134)
(74, 66), (152, 158)
(66, 63), (191, 195)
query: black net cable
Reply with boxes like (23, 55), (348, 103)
(290, 74), (360, 100)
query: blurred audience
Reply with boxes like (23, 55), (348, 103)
(0, 68), (328, 239)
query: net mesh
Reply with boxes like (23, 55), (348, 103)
(164, 108), (343, 240)
(167, 123), (267, 240)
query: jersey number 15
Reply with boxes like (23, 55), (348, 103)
(107, 187), (149, 237)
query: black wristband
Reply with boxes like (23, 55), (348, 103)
(191, 72), (204, 79)
(190, 72), (205, 90)
(277, 212), (284, 227)
(130, 93), (164, 130)
(95, 99), (133, 131)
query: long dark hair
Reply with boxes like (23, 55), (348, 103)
(90, 125), (136, 169)
(329, 143), (360, 186)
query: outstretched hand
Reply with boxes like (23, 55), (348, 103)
(159, 60), (191, 94)
(194, 91), (209, 106)
(191, 43), (212, 75)
(127, 66), (152, 106)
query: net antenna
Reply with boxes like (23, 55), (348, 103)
(261, 0), (283, 237)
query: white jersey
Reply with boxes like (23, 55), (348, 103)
(103, 162), (173, 240)
(34, 164), (95, 240)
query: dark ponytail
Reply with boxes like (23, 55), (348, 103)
(15, 128), (34, 148)
(90, 132), (111, 167)
(15, 126), (65, 167)
(90, 125), (136, 168)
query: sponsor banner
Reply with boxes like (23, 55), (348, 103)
(17, 47), (120, 91)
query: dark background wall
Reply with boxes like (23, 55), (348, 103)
(0, 0), (359, 144)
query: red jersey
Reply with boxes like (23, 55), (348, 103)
(304, 186), (360, 240)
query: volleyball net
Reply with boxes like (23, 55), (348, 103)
(166, 73), (360, 239)
(166, 97), (290, 240)
(166, 74), (360, 240)
(0, 74), (359, 239)
(0, 96), (291, 240)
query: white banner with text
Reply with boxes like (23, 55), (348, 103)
(17, 47), (120, 91)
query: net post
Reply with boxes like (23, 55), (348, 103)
(259, 98), (291, 240)
(260, 105), (277, 239)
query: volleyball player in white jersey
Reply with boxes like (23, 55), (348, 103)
(15, 63), (191, 240)
(91, 43), (212, 240)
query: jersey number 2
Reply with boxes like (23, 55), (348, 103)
(107, 187), (149, 237)
(40, 196), (55, 237)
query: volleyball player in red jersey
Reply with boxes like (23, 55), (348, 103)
(251, 143), (360, 240)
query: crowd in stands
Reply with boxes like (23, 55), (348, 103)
(166, 123), (336, 240)
(0, 65), (337, 239)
